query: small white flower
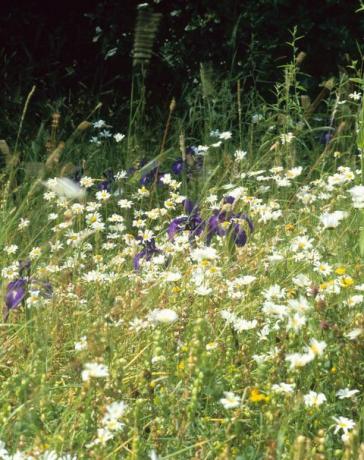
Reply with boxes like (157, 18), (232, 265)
(90, 136), (101, 144)
(286, 166), (303, 178)
(219, 131), (232, 140)
(345, 295), (363, 307)
(149, 450), (159, 460)
(336, 388), (359, 399)
(0, 440), (9, 458)
(303, 391), (327, 407)
(211, 141), (222, 148)
(137, 186), (150, 198)
(292, 274), (311, 288)
(237, 275), (256, 285)
(196, 145), (209, 154)
(95, 427), (114, 445)
(74, 336), (87, 351)
(80, 176), (95, 188)
(29, 246), (42, 260)
(82, 362), (109, 381)
(332, 416), (356, 434)
(234, 150), (247, 161)
(287, 313), (307, 332)
(271, 382), (296, 394)
(114, 133), (125, 142)
(115, 170), (128, 180)
(99, 129), (112, 138)
(280, 132), (294, 145)
(93, 119), (106, 129)
(148, 309), (178, 324)
(320, 210), (348, 229)
(26, 290), (41, 307)
(344, 328), (363, 340)
(96, 190), (111, 202)
(349, 91), (361, 101)
(288, 295), (311, 313)
(164, 272), (182, 282)
(252, 113), (263, 123)
(4, 244), (18, 255)
(220, 391), (241, 409)
(286, 352), (314, 369)
(306, 338), (327, 357)
(18, 218), (30, 230)
(263, 284), (286, 301)
(348, 185), (364, 208)
(118, 199), (133, 208)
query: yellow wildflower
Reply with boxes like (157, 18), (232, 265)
(341, 276), (354, 288)
(249, 388), (270, 403)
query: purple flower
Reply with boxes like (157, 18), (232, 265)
(223, 196), (235, 205)
(183, 199), (197, 214)
(168, 197), (254, 248)
(140, 168), (164, 186)
(186, 146), (198, 156)
(206, 208), (254, 247)
(230, 223), (247, 246)
(4, 268), (54, 320)
(97, 169), (115, 191)
(206, 213), (226, 244)
(5, 279), (27, 310)
(171, 146), (203, 177)
(235, 212), (254, 233)
(172, 158), (184, 175)
(168, 200), (205, 241)
(133, 239), (162, 270)
(168, 216), (188, 240)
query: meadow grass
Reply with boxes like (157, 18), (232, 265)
(0, 66), (364, 460)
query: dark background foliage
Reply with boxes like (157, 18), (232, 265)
(1, 0), (363, 126)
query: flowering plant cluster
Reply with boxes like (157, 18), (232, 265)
(1, 116), (364, 459)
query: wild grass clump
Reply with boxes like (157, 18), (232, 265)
(0, 57), (364, 459)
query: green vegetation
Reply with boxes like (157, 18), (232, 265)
(1, 5), (364, 459)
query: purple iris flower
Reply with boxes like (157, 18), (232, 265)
(223, 196), (235, 205)
(171, 146), (203, 177)
(168, 196), (254, 248)
(183, 199), (197, 214)
(167, 214), (205, 240)
(230, 223), (247, 246)
(205, 213), (226, 244)
(4, 260), (54, 320)
(140, 168), (165, 186)
(133, 239), (162, 270)
(226, 212), (254, 247)
(205, 199), (254, 247)
(168, 200), (205, 241)
(5, 278), (27, 310)
(168, 216), (189, 240)
(98, 180), (110, 191)
(171, 158), (185, 175)
(97, 169), (115, 191)
(238, 212), (254, 233)
(186, 146), (198, 156)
